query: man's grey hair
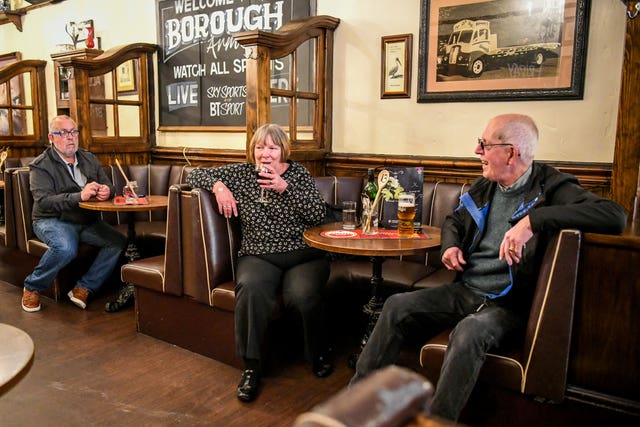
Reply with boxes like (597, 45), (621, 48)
(49, 114), (76, 132)
(494, 114), (538, 164)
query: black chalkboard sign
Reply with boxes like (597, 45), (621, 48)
(156, 0), (313, 129)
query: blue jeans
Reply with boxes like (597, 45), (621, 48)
(351, 281), (524, 422)
(24, 218), (127, 294)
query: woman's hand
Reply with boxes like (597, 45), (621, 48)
(258, 164), (289, 194)
(213, 181), (238, 218)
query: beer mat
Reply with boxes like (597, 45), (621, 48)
(320, 229), (428, 239)
(113, 196), (148, 205)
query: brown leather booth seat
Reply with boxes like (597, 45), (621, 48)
(123, 185), (242, 368)
(419, 229), (582, 403)
(0, 161), (192, 300)
(293, 365), (437, 427)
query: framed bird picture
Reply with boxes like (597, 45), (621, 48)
(381, 34), (412, 99)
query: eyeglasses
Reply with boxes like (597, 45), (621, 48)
(477, 138), (512, 151)
(52, 129), (80, 137)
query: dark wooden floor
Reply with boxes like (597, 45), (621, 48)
(3, 278), (638, 427)
(0, 280), (354, 426)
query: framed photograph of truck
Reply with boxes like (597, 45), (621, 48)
(417, 0), (590, 102)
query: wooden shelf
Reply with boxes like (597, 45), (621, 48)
(0, 1), (65, 32)
(0, 10), (26, 32)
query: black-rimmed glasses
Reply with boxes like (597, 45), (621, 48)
(52, 129), (80, 137)
(477, 138), (512, 151)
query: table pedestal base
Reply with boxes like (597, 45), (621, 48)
(106, 214), (138, 313)
(105, 284), (135, 312)
(349, 256), (385, 368)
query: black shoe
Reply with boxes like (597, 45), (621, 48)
(237, 369), (260, 402)
(313, 354), (334, 378)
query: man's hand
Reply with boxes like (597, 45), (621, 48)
(442, 246), (466, 272)
(95, 184), (111, 201)
(500, 215), (534, 265)
(80, 182), (101, 201)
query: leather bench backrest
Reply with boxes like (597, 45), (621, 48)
(2, 157), (35, 171)
(12, 168), (34, 252)
(2, 166), (29, 248)
(120, 183), (185, 296)
(519, 229), (580, 400)
(104, 164), (193, 224)
(403, 181), (468, 265)
(180, 187), (240, 307)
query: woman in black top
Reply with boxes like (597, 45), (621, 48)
(186, 124), (333, 402)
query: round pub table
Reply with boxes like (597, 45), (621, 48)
(303, 222), (441, 367)
(0, 323), (34, 395)
(79, 195), (168, 312)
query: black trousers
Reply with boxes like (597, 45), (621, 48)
(234, 247), (330, 365)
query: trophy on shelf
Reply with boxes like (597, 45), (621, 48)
(65, 21), (79, 49)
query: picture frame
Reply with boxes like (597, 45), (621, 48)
(116, 59), (137, 95)
(417, 0), (590, 103)
(381, 34), (413, 98)
(76, 19), (94, 43)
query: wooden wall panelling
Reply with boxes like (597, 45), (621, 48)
(612, 13), (640, 218)
(152, 146), (612, 195)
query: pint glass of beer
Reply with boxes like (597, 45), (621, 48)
(397, 193), (416, 237)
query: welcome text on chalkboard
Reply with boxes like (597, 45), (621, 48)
(156, 0), (313, 129)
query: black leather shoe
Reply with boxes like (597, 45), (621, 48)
(313, 354), (334, 378)
(237, 369), (260, 402)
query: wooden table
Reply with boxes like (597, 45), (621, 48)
(304, 222), (442, 366)
(0, 323), (34, 395)
(79, 195), (169, 311)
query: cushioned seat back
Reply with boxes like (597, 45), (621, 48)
(12, 168), (35, 252)
(2, 166), (29, 248)
(180, 187), (240, 307)
(2, 157), (35, 171)
(105, 164), (194, 224)
(403, 181), (468, 265)
(314, 176), (365, 223)
(518, 229), (580, 400)
(120, 183), (185, 296)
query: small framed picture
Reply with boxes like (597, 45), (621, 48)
(381, 34), (412, 99)
(116, 60), (137, 94)
(76, 19), (94, 43)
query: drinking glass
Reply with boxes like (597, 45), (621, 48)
(123, 181), (138, 203)
(342, 201), (357, 230)
(397, 192), (416, 237)
(255, 164), (271, 204)
(362, 208), (378, 235)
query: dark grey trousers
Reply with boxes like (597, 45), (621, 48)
(351, 281), (524, 422)
(234, 247), (330, 365)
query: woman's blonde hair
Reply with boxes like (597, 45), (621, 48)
(247, 124), (291, 164)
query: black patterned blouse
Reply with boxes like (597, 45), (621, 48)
(186, 161), (326, 256)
